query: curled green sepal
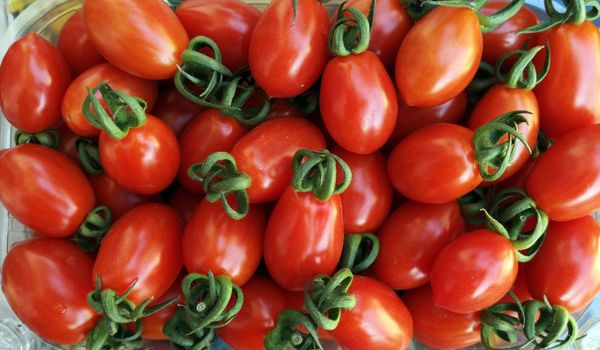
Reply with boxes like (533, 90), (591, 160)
(82, 81), (147, 140)
(76, 138), (103, 175)
(163, 309), (216, 350)
(86, 317), (145, 350)
(292, 149), (352, 201)
(265, 309), (323, 350)
(328, 1), (375, 56)
(458, 188), (492, 226)
(495, 43), (551, 90)
(304, 268), (356, 331)
(188, 152), (251, 220)
(338, 233), (380, 273)
(473, 110), (533, 182)
(425, 0), (525, 32)
(467, 61), (498, 105)
(14, 128), (60, 149)
(74, 206), (112, 252)
(520, 0), (600, 33)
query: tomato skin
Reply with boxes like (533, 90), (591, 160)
(534, 21), (600, 139)
(264, 187), (344, 291)
(320, 51), (398, 154)
(168, 187), (202, 223)
(231, 118), (326, 203)
(93, 203), (183, 304)
(500, 264), (532, 304)
(249, 0), (329, 98)
(141, 275), (183, 340)
(0, 144), (95, 238)
(330, 276), (413, 350)
(0, 33), (70, 132)
(402, 285), (480, 350)
(527, 124), (600, 221)
(373, 200), (465, 290)
(62, 63), (158, 137)
(182, 199), (264, 286)
(387, 123), (481, 204)
(525, 217), (600, 312)
(57, 11), (106, 76)
(179, 109), (247, 193)
(266, 100), (303, 120)
(431, 229), (518, 313)
(151, 86), (204, 138)
(395, 7), (482, 107)
(468, 84), (539, 184)
(217, 276), (288, 350)
(83, 0), (189, 80)
(56, 122), (82, 166)
(176, 0), (260, 72)
(100, 115), (180, 195)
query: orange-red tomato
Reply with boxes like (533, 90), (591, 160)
(57, 11), (106, 76)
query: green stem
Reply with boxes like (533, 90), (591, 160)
(338, 233), (380, 273)
(520, 0), (600, 33)
(292, 149), (352, 201)
(458, 188), (493, 226)
(14, 128), (60, 148)
(264, 309), (322, 350)
(495, 43), (551, 90)
(74, 206), (111, 252)
(328, 1), (375, 56)
(76, 138), (103, 175)
(304, 268), (356, 331)
(477, 0), (525, 32)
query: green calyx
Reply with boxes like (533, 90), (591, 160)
(188, 152), (251, 220)
(14, 128), (60, 149)
(458, 188), (492, 226)
(292, 149), (352, 201)
(473, 110), (533, 182)
(425, 0), (525, 32)
(76, 138), (103, 175)
(496, 43), (551, 90)
(328, 0), (375, 56)
(74, 206), (112, 252)
(264, 309), (321, 350)
(520, 0), (600, 33)
(338, 233), (380, 273)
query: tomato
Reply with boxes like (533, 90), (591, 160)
(431, 229), (518, 313)
(151, 86), (204, 138)
(217, 276), (288, 350)
(402, 285), (480, 350)
(0, 144), (95, 238)
(333, 146), (393, 233)
(62, 63), (158, 137)
(320, 51), (398, 154)
(0, 33), (70, 132)
(2, 238), (99, 344)
(93, 204), (182, 304)
(89, 173), (160, 220)
(534, 21), (600, 139)
(266, 100), (303, 120)
(179, 109), (247, 194)
(329, 276), (413, 350)
(500, 264), (532, 303)
(395, 7), (482, 107)
(373, 200), (465, 290)
(389, 92), (468, 146)
(264, 187), (343, 291)
(249, 0), (329, 98)
(168, 186), (202, 223)
(56, 122), (82, 165)
(469, 84), (539, 184)
(100, 115), (180, 195)
(56, 11), (106, 76)
(176, 0), (260, 72)
(527, 124), (600, 221)
(525, 216), (600, 312)
(387, 123), (481, 204)
(480, 1), (539, 64)
(141, 275), (183, 340)
(182, 199), (264, 286)
(231, 118), (326, 203)
(498, 157), (537, 191)
(83, 0), (189, 80)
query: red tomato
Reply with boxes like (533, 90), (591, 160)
(395, 7), (482, 107)
(178, 109), (247, 193)
(403, 285), (480, 350)
(2, 238), (99, 344)
(141, 275), (183, 340)
(83, 0), (189, 80)
(168, 187), (202, 223)
(387, 123), (481, 204)
(498, 157), (537, 191)
(182, 199), (264, 286)
(527, 124), (600, 221)
(231, 118), (326, 203)
(0, 33), (70, 132)
(266, 100), (303, 120)
(333, 146), (393, 233)
(217, 276), (288, 349)
(264, 187), (343, 291)
(525, 216), (600, 312)
(151, 86), (204, 138)
(93, 204), (183, 304)
(534, 21), (600, 139)
(56, 122), (82, 165)
(176, 0), (260, 72)
(0, 144), (95, 238)
(62, 63), (158, 137)
(373, 200), (465, 290)
(431, 229), (518, 313)
(100, 115), (180, 195)
(320, 51), (398, 154)
(330, 276), (413, 350)
(249, 0), (329, 98)
(500, 264), (532, 304)
(56, 11), (106, 76)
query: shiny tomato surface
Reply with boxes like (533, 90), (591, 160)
(57, 11), (106, 76)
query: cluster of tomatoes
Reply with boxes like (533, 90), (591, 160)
(1, 0), (600, 349)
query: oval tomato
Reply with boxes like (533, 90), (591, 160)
(141, 275), (183, 340)
(57, 11), (106, 76)
(373, 200), (465, 290)
(0, 33), (70, 132)
(93, 203), (183, 304)
(0, 144), (95, 238)
(2, 238), (99, 344)
(168, 186), (202, 224)
(83, 0), (189, 80)
(151, 86), (204, 138)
